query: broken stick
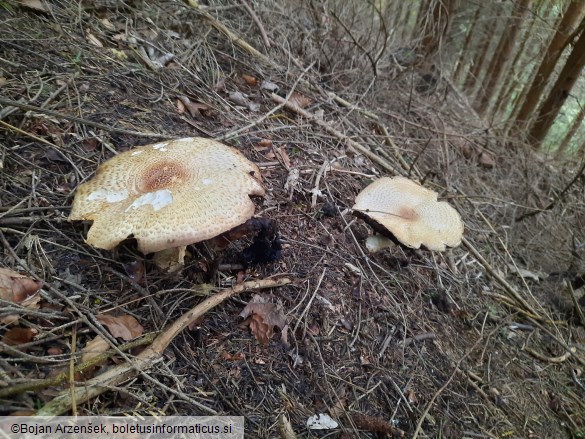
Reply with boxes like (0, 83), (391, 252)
(36, 277), (291, 416)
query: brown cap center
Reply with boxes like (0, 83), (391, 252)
(138, 160), (188, 192)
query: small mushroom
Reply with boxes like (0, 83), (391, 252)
(352, 176), (463, 252)
(69, 137), (266, 271)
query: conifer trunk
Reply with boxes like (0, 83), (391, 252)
(453, 4), (482, 84)
(463, 33), (491, 94)
(515, 1), (585, 127)
(479, 0), (531, 115)
(492, 0), (542, 118)
(528, 25), (585, 147)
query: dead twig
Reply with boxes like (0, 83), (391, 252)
(462, 237), (541, 318)
(36, 277), (291, 416)
(401, 332), (436, 347)
(0, 97), (167, 138)
(271, 93), (400, 175)
(412, 333), (484, 439)
(0, 333), (158, 398)
(219, 62), (314, 141)
(240, 0), (271, 49)
(515, 159), (585, 222)
(566, 283), (585, 327)
(523, 347), (575, 364)
(184, 0), (276, 68)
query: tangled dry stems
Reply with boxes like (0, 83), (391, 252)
(0, 0), (584, 437)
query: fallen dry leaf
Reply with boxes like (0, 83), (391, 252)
(289, 92), (311, 109)
(461, 142), (473, 159)
(0, 267), (42, 302)
(275, 146), (292, 170)
(2, 327), (38, 349)
(85, 29), (104, 47)
(46, 346), (63, 356)
(176, 99), (186, 114)
(0, 268), (42, 324)
(260, 80), (279, 92)
(242, 74), (258, 86)
(99, 17), (116, 31)
(229, 91), (249, 107)
(258, 138), (272, 147)
(97, 314), (144, 341)
(220, 350), (245, 361)
(407, 388), (418, 404)
(81, 335), (110, 363)
(240, 295), (287, 346)
(478, 152), (495, 168)
(176, 95), (213, 117)
(112, 33), (127, 42)
(228, 91), (259, 111)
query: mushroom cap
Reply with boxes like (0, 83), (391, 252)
(69, 137), (265, 254)
(352, 176), (463, 251)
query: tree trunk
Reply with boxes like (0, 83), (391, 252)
(463, 31), (492, 94)
(515, 1), (585, 127)
(556, 108), (585, 157)
(528, 25), (585, 147)
(453, 3), (482, 84)
(504, 0), (558, 126)
(463, 2), (507, 98)
(420, 0), (454, 57)
(478, 0), (531, 115)
(492, 0), (542, 118)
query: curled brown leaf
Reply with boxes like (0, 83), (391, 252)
(2, 327), (38, 350)
(0, 268), (42, 324)
(96, 314), (144, 341)
(0, 267), (42, 302)
(240, 295), (287, 346)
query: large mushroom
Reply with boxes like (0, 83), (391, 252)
(69, 137), (269, 271)
(352, 176), (463, 252)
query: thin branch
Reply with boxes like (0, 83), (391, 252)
(271, 93), (400, 175)
(240, 0), (271, 49)
(0, 97), (167, 138)
(515, 159), (585, 222)
(36, 277), (291, 416)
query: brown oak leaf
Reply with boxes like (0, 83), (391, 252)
(240, 295), (286, 346)
(96, 314), (144, 341)
(2, 327), (38, 350)
(0, 268), (42, 324)
(0, 267), (42, 302)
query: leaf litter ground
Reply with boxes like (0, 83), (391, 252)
(0, 1), (584, 437)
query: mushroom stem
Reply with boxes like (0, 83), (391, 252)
(365, 235), (394, 253)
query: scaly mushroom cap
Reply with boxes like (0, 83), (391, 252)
(69, 137), (265, 254)
(352, 176), (463, 251)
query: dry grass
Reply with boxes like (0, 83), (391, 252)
(1, 1), (584, 437)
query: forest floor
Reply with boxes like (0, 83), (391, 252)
(1, 1), (584, 438)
